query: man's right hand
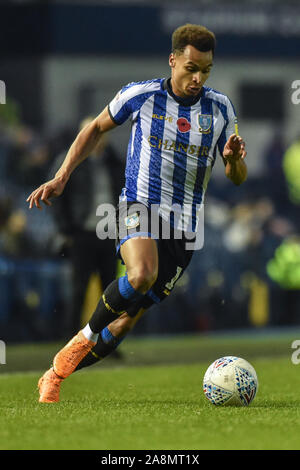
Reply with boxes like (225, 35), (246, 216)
(26, 176), (67, 210)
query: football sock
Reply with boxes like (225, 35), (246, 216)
(75, 326), (124, 371)
(88, 274), (145, 333)
(126, 295), (154, 317)
(82, 323), (99, 343)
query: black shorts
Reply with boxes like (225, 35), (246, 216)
(115, 201), (195, 310)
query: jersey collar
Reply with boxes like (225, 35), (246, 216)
(163, 78), (204, 106)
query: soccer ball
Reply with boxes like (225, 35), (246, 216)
(203, 356), (258, 406)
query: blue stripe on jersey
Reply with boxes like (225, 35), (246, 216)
(113, 91), (156, 125)
(170, 105), (191, 228)
(200, 98), (215, 158)
(148, 92), (168, 204)
(217, 124), (228, 156)
(191, 98), (214, 231)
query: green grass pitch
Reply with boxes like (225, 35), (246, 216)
(1, 331), (300, 450)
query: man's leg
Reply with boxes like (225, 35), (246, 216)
(38, 237), (158, 402)
(78, 233), (196, 372)
(75, 309), (146, 370)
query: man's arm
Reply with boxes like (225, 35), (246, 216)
(27, 107), (117, 209)
(222, 134), (247, 185)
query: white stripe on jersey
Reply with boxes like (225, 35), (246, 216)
(159, 95), (178, 222)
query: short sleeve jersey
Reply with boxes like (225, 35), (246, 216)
(108, 78), (237, 233)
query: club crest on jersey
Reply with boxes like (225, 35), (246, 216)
(124, 213), (140, 229)
(177, 117), (191, 133)
(198, 114), (212, 133)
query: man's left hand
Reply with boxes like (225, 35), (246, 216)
(223, 134), (247, 163)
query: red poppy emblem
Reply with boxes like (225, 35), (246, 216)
(177, 117), (191, 133)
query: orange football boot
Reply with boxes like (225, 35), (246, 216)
(38, 367), (63, 403)
(53, 330), (96, 379)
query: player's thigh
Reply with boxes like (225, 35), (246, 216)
(117, 201), (158, 289)
(120, 237), (159, 281)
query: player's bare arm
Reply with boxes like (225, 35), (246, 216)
(26, 106), (117, 210)
(223, 133), (247, 185)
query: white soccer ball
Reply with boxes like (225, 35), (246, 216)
(203, 356), (258, 406)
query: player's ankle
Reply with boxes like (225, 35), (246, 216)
(82, 324), (99, 343)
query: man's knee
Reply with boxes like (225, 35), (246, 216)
(127, 264), (158, 293)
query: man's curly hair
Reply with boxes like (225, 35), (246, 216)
(172, 24), (216, 56)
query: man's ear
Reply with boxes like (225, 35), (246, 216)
(169, 53), (175, 68)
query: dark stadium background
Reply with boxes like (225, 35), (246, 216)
(1, 0), (300, 346)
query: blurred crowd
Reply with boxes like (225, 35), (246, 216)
(1, 103), (300, 342)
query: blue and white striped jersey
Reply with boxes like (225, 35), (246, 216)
(108, 78), (237, 233)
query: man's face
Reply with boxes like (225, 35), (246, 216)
(169, 45), (213, 98)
